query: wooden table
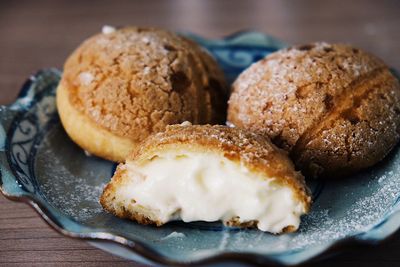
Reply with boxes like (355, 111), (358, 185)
(1, 0), (400, 266)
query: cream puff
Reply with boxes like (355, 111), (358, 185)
(228, 42), (400, 178)
(100, 123), (311, 234)
(57, 26), (227, 162)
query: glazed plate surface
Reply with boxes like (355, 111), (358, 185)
(1, 32), (400, 266)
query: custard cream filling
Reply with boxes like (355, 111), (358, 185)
(118, 151), (306, 233)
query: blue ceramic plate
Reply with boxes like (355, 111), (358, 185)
(1, 32), (400, 266)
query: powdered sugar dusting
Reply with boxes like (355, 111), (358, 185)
(78, 72), (94, 86)
(38, 148), (107, 221)
(161, 231), (186, 240)
(102, 25), (116, 34)
(35, 127), (111, 221)
(41, 175), (106, 221)
(288, 168), (400, 250)
(141, 36), (150, 44)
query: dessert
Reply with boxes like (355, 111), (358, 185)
(228, 42), (400, 178)
(100, 123), (311, 234)
(57, 26), (228, 162)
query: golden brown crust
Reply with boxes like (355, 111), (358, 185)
(59, 26), (228, 160)
(228, 42), (400, 178)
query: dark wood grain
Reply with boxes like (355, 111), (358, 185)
(1, 0), (400, 266)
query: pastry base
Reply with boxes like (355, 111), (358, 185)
(56, 84), (136, 162)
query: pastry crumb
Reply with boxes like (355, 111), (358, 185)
(102, 25), (116, 34)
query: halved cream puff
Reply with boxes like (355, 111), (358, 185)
(100, 123), (311, 233)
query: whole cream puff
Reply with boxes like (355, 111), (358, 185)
(228, 42), (400, 178)
(57, 26), (227, 162)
